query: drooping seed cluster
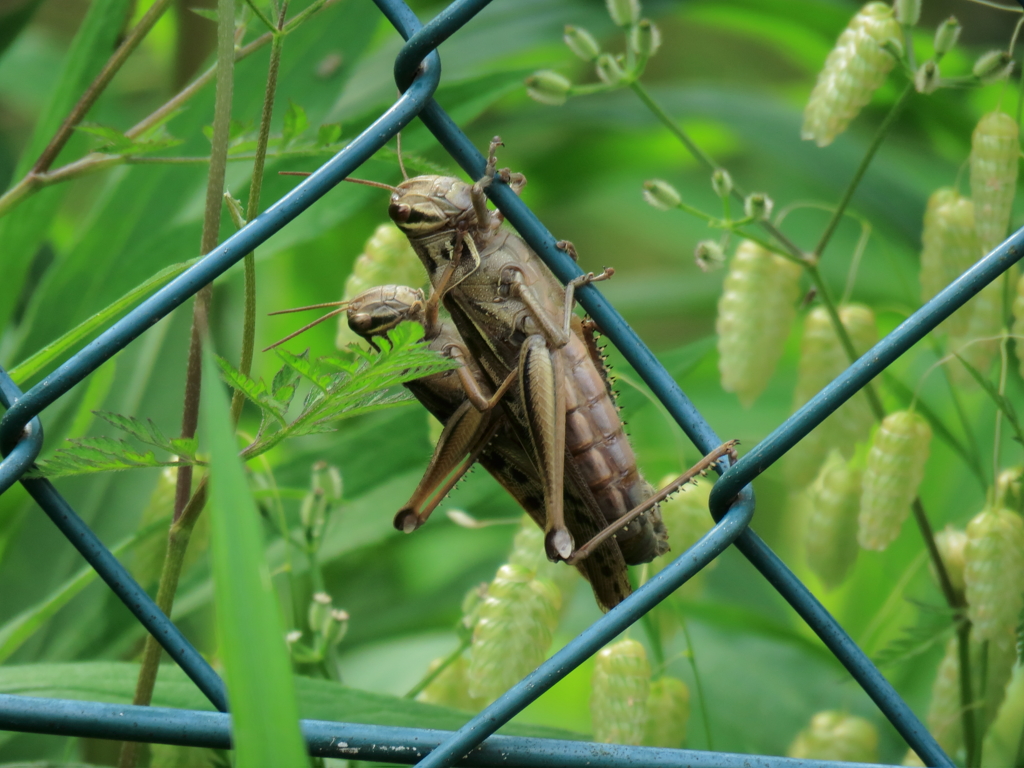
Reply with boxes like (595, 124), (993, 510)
(587, 639), (691, 747)
(804, 450), (862, 590)
(970, 111), (1020, 255)
(468, 564), (561, 704)
(787, 711), (879, 763)
(919, 189), (977, 337)
(801, 2), (902, 147)
(858, 410), (932, 551)
(963, 506), (1024, 641)
(716, 240), (803, 408)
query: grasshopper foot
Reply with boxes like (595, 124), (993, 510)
(394, 508), (423, 533)
(545, 528), (574, 561)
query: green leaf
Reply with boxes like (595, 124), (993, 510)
(871, 603), (957, 669)
(0, 0), (133, 331)
(28, 436), (172, 478)
(317, 123), (343, 146)
(216, 356), (288, 423)
(200, 349), (307, 766)
(95, 411), (173, 451)
(8, 258), (197, 384)
(0, 515), (170, 664)
(276, 348), (332, 393)
(281, 100), (309, 147)
(190, 6), (218, 21)
(953, 352), (1024, 449)
(75, 123), (138, 153)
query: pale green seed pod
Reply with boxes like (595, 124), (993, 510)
(564, 25), (600, 62)
(970, 111), (1019, 255)
(919, 188), (977, 338)
(964, 506), (1024, 641)
(694, 240), (726, 272)
(804, 450), (862, 590)
(716, 240), (803, 408)
(743, 193), (774, 221)
(591, 639), (651, 745)
(894, 0), (920, 26)
(801, 3), (902, 147)
(858, 410), (931, 551)
(914, 60), (940, 95)
(525, 71), (572, 106)
(788, 305), (878, 486)
(787, 711), (879, 763)
(643, 179), (681, 210)
(1012, 273), (1024, 381)
(984, 627), (1018, 725)
(643, 676), (690, 748)
(711, 169), (733, 199)
(931, 525), (967, 598)
(417, 655), (480, 712)
(926, 637), (964, 757)
(933, 17), (961, 57)
(335, 224), (425, 349)
(468, 564), (561, 704)
(606, 0), (640, 27)
(507, 514), (579, 595)
(595, 53), (626, 85)
(996, 466), (1023, 511)
(630, 20), (661, 58)
(973, 50), (1014, 84)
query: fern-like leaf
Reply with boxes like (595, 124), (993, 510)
(216, 356), (289, 424)
(95, 411), (174, 451)
(29, 436), (198, 479)
(872, 603), (957, 668)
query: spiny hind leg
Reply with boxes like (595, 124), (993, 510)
(566, 440), (740, 565)
(471, 136), (505, 228)
(518, 335), (572, 560)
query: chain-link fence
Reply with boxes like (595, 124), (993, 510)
(1, 1), (1022, 766)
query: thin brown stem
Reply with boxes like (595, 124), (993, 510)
(32, 0), (174, 174)
(119, 0), (235, 763)
(230, 5), (287, 424)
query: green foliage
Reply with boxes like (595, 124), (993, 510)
(2, 0), (1024, 764)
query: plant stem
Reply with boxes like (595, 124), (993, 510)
(629, 80), (808, 262)
(812, 83), (914, 259)
(404, 635), (472, 699)
(32, 0), (174, 174)
(119, 0), (235, 762)
(231, 5), (287, 425)
(674, 605), (712, 750)
(0, 0), (341, 220)
(958, 621), (978, 768)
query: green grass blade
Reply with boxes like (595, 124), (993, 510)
(9, 258), (196, 384)
(200, 348), (307, 766)
(0, 0), (133, 332)
(0, 515), (169, 663)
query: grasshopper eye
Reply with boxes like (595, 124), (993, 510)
(349, 312), (374, 334)
(389, 202), (411, 223)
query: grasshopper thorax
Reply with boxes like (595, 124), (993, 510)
(388, 175), (476, 236)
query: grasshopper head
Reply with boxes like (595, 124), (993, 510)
(346, 285), (427, 346)
(388, 175), (474, 235)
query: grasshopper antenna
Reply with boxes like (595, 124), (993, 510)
(396, 131), (409, 180)
(278, 171), (399, 193)
(263, 302), (351, 352)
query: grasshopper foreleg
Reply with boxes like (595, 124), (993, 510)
(566, 440), (740, 565)
(393, 400), (504, 533)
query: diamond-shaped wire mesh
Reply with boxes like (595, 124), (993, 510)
(0, 1), (1022, 766)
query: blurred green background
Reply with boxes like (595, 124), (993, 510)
(0, 0), (1020, 764)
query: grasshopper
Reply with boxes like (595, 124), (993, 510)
(335, 284), (736, 610)
(381, 137), (673, 564)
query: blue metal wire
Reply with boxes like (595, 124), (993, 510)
(0, 692), (899, 768)
(0, 0), (1018, 765)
